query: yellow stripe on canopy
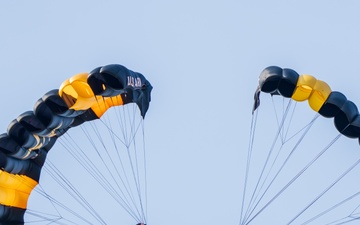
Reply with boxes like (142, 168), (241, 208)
(59, 72), (97, 110)
(291, 74), (331, 112)
(291, 74), (317, 102)
(59, 72), (126, 118)
(308, 80), (331, 112)
(91, 95), (124, 118)
(0, 170), (37, 209)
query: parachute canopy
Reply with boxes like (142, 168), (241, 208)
(241, 66), (360, 225)
(0, 64), (152, 224)
(253, 66), (360, 139)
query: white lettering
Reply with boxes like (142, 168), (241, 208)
(127, 76), (143, 88)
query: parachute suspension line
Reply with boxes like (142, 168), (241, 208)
(58, 131), (142, 222)
(245, 133), (342, 225)
(272, 97), (318, 146)
(242, 113), (320, 225)
(281, 114), (320, 145)
(107, 99), (141, 147)
(271, 96), (282, 141)
(15, 175), (78, 225)
(241, 97), (294, 224)
(121, 103), (147, 223)
(79, 120), (143, 222)
(240, 109), (259, 225)
(283, 101), (298, 143)
(254, 113), (320, 203)
(301, 191), (360, 225)
(328, 217), (360, 225)
(129, 120), (147, 224)
(347, 215), (360, 224)
(272, 97), (301, 144)
(114, 100), (130, 147)
(287, 156), (360, 224)
(349, 203), (360, 220)
(43, 160), (106, 224)
(101, 101), (147, 223)
(25, 210), (65, 225)
(324, 217), (360, 225)
(30, 183), (92, 224)
(47, 160), (106, 224)
(88, 117), (144, 223)
(128, 118), (147, 224)
(119, 104), (146, 222)
(100, 106), (143, 213)
(141, 121), (148, 224)
(90, 113), (143, 221)
(27, 187), (65, 224)
(271, 96), (293, 143)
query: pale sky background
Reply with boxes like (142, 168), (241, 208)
(2, 1), (360, 225)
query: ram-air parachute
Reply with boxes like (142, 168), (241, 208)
(0, 64), (152, 224)
(253, 66), (360, 138)
(240, 66), (360, 224)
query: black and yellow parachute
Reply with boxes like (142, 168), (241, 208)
(0, 64), (152, 224)
(238, 66), (360, 224)
(254, 66), (360, 139)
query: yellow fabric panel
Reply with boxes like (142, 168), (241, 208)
(0, 188), (29, 209)
(59, 73), (97, 110)
(0, 171), (37, 209)
(91, 95), (124, 118)
(308, 80), (332, 112)
(68, 73), (94, 98)
(59, 73), (90, 98)
(291, 74), (317, 102)
(69, 95), (97, 110)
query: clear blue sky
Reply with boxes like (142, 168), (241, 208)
(1, 1), (360, 225)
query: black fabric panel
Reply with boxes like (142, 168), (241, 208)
(0, 205), (25, 224)
(87, 64), (152, 118)
(253, 66), (298, 113)
(277, 68), (299, 98)
(31, 147), (48, 168)
(33, 98), (74, 137)
(87, 64), (128, 96)
(0, 134), (20, 155)
(40, 137), (56, 152)
(85, 66), (103, 95)
(1, 153), (42, 181)
(7, 120), (37, 149)
(258, 66), (283, 94)
(70, 109), (99, 128)
(0, 151), (6, 168)
(134, 89), (151, 118)
(318, 91), (347, 118)
(17, 111), (46, 134)
(6, 120), (52, 159)
(253, 86), (261, 113)
(342, 115), (360, 138)
(42, 89), (84, 117)
(334, 100), (359, 137)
